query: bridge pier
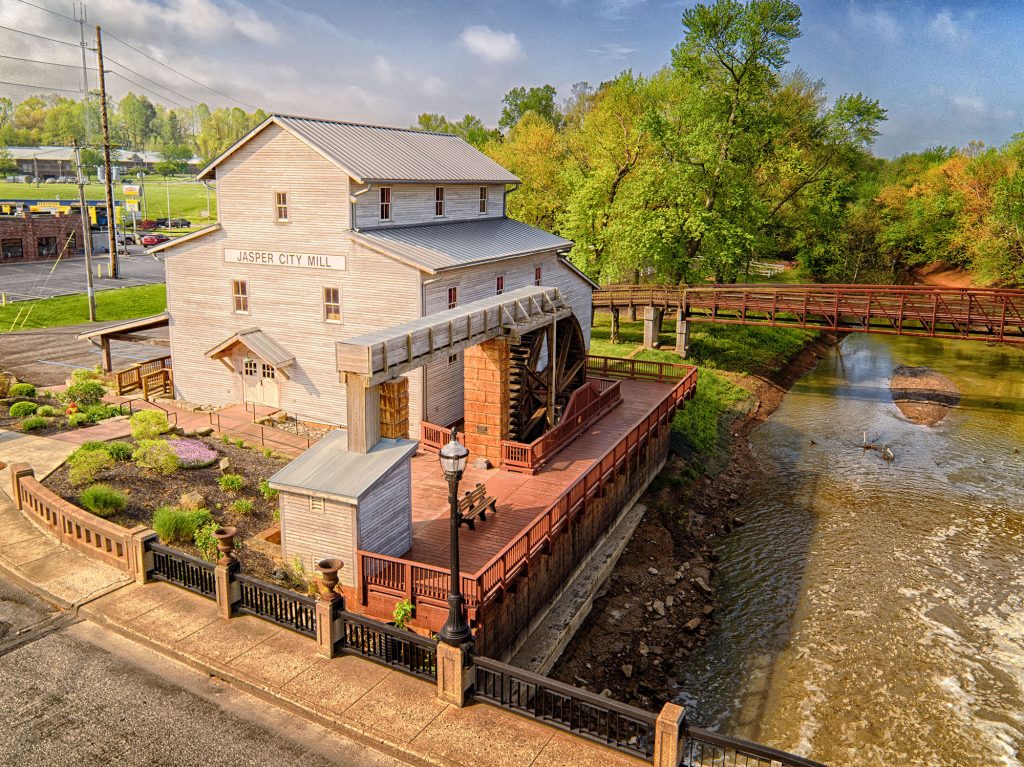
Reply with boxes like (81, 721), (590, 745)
(610, 307), (620, 343)
(643, 306), (664, 349)
(675, 313), (690, 358)
(628, 305), (637, 321)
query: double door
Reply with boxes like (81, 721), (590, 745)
(241, 358), (279, 408)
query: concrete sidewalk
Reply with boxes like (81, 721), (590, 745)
(0, 482), (643, 767)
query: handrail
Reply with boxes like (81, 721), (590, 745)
(683, 726), (827, 767)
(209, 409), (314, 454)
(585, 355), (693, 383)
(419, 420), (464, 453)
(335, 606), (438, 681)
(114, 354), (171, 395)
(236, 572), (317, 637)
(147, 540), (216, 599)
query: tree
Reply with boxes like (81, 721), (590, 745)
(0, 145), (16, 176)
(155, 143), (192, 176)
(499, 85), (562, 132)
(414, 113), (497, 148)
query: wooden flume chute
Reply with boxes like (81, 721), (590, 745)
(508, 314), (587, 443)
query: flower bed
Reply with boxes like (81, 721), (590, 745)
(0, 370), (124, 436)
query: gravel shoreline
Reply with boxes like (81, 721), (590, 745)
(889, 365), (960, 426)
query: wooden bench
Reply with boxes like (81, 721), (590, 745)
(458, 483), (497, 530)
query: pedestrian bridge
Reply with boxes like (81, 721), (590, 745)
(594, 284), (1024, 346)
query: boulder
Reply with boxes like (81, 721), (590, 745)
(180, 491), (206, 511)
(194, 426), (214, 437)
(693, 577), (714, 596)
(218, 457), (233, 474)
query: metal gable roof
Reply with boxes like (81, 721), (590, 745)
(206, 327), (296, 369)
(275, 115), (520, 184)
(350, 217), (572, 272)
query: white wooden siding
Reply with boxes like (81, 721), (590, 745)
(279, 491), (359, 586)
(356, 459), (413, 557)
(353, 183), (505, 229)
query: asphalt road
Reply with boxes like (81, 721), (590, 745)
(0, 577), (413, 767)
(0, 250), (166, 302)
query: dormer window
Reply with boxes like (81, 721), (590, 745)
(379, 187), (391, 221)
(479, 186), (488, 214)
(435, 186), (445, 217)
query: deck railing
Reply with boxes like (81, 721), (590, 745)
(236, 573), (317, 637)
(585, 354), (694, 383)
(208, 409), (315, 455)
(501, 378), (623, 473)
(147, 540), (217, 599)
(419, 420), (464, 453)
(682, 726), (826, 767)
(114, 355), (172, 395)
(358, 550), (481, 609)
(335, 609), (438, 681)
(475, 656), (657, 760)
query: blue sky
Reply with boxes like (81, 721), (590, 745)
(1, 0), (1021, 157)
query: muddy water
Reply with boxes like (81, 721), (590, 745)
(678, 334), (1024, 766)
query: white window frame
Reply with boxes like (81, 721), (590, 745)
(379, 187), (392, 221)
(242, 358), (258, 377)
(231, 279), (249, 314)
(435, 186), (445, 217)
(323, 286), (342, 323)
(274, 191), (289, 222)
(479, 186), (488, 214)
(447, 285), (458, 310)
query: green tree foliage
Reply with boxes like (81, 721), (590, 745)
(414, 113), (498, 148)
(499, 84), (562, 132)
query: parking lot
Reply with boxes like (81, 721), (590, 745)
(0, 251), (166, 302)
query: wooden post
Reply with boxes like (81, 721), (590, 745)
(436, 642), (473, 707)
(100, 336), (113, 372)
(610, 307), (620, 343)
(546, 322), (556, 427)
(653, 702), (686, 767)
(345, 372), (381, 453)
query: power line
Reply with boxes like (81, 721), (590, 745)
(107, 71), (192, 109)
(10, 0), (79, 24)
(103, 55), (198, 106)
(0, 23), (82, 49)
(0, 78), (83, 94)
(0, 53), (92, 70)
(102, 29), (261, 110)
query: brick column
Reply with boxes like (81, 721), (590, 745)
(129, 526), (157, 584)
(436, 642), (473, 707)
(653, 702), (687, 767)
(463, 339), (511, 464)
(8, 463), (33, 509)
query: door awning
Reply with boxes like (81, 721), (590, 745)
(206, 327), (296, 377)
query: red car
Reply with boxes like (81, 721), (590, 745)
(141, 233), (170, 247)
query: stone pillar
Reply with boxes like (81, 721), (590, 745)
(675, 313), (690, 358)
(653, 702), (687, 767)
(8, 463), (33, 509)
(643, 306), (664, 349)
(610, 307), (620, 344)
(436, 642), (473, 707)
(315, 558), (344, 658)
(628, 305), (637, 321)
(463, 338), (511, 464)
(213, 526), (240, 619)
(345, 373), (381, 454)
(129, 526), (157, 584)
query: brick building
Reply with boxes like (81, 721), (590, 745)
(0, 211), (82, 262)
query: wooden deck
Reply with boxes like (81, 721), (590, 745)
(405, 378), (673, 573)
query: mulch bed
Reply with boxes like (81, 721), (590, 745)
(43, 435), (290, 582)
(0, 394), (103, 437)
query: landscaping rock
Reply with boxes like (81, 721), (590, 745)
(180, 491), (206, 511)
(621, 664), (633, 679)
(194, 427), (214, 437)
(693, 577), (713, 596)
(684, 617), (702, 632)
(218, 457), (233, 474)
(647, 567), (659, 576)
(653, 600), (666, 617)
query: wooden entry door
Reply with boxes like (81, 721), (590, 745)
(241, 358), (280, 408)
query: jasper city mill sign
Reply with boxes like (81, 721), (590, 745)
(223, 248), (346, 271)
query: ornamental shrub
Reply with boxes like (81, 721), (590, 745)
(83, 403), (120, 421)
(169, 438), (219, 469)
(9, 401), (37, 417)
(0, 374), (11, 398)
(68, 412), (92, 428)
(62, 380), (106, 406)
(129, 410), (169, 440)
(21, 416), (48, 431)
(79, 484), (126, 517)
(194, 521), (220, 561)
(132, 439), (180, 475)
(258, 478), (279, 501)
(68, 448), (114, 485)
(78, 441), (109, 452)
(70, 367), (103, 384)
(218, 473), (244, 493)
(9, 383), (36, 397)
(105, 441), (134, 461)
(153, 506), (214, 544)
(36, 405), (59, 417)
(231, 498), (254, 515)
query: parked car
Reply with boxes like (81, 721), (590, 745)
(115, 232), (136, 246)
(141, 233), (170, 247)
(153, 217), (191, 229)
(138, 219), (158, 230)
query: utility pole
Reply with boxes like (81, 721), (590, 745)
(95, 25), (118, 278)
(74, 145), (97, 322)
(74, 2), (91, 145)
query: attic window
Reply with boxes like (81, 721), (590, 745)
(435, 186), (445, 217)
(379, 187), (391, 221)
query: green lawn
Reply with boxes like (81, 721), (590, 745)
(0, 176), (216, 231)
(0, 283), (167, 332)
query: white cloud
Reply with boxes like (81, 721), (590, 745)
(848, 3), (901, 43)
(460, 25), (522, 63)
(90, 0), (281, 44)
(588, 43), (638, 60)
(600, 0), (646, 20)
(950, 94), (1015, 121)
(929, 10), (970, 47)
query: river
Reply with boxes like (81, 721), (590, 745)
(677, 333), (1024, 766)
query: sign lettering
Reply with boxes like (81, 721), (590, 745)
(223, 249), (346, 271)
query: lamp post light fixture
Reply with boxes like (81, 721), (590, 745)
(437, 426), (473, 646)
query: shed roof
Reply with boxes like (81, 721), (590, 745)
(199, 114), (520, 185)
(351, 217), (572, 273)
(76, 312), (169, 343)
(206, 327), (295, 368)
(268, 430), (419, 503)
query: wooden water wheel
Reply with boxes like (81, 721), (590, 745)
(508, 315), (588, 443)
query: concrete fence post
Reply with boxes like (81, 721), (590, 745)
(653, 702), (687, 767)
(8, 463), (34, 510)
(315, 558), (345, 658)
(129, 526), (157, 583)
(675, 313), (690, 358)
(436, 642), (473, 707)
(643, 306), (664, 349)
(214, 562), (240, 619)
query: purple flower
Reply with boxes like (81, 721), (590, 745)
(171, 438), (219, 469)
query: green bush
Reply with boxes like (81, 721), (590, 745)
(218, 473), (244, 493)
(258, 479), (279, 501)
(68, 448), (114, 485)
(194, 521), (220, 561)
(83, 403), (120, 421)
(234, 438), (245, 448)
(106, 441), (134, 461)
(62, 380), (106, 406)
(71, 367), (103, 384)
(9, 401), (37, 417)
(132, 439), (180, 475)
(231, 498), (254, 515)
(9, 383), (36, 397)
(79, 484), (126, 517)
(262, 448), (274, 458)
(129, 410), (170, 440)
(78, 441), (109, 452)
(67, 412), (92, 428)
(36, 405), (59, 417)
(153, 506), (214, 544)
(392, 599), (414, 630)
(21, 415), (48, 431)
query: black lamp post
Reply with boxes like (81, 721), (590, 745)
(437, 427), (473, 646)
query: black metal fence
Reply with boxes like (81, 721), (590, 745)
(148, 541), (216, 599)
(474, 656), (656, 760)
(236, 573), (317, 638)
(334, 609), (438, 681)
(682, 727), (827, 767)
